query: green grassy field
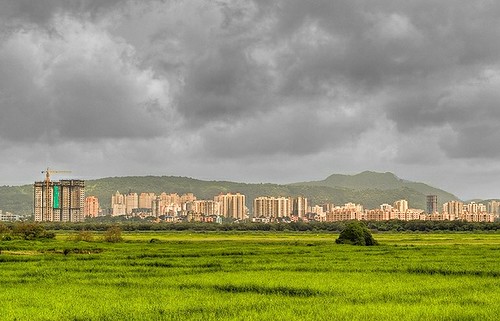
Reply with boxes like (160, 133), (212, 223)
(1, 232), (499, 320)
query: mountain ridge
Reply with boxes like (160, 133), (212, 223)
(292, 171), (458, 200)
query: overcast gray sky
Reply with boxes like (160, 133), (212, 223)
(1, 0), (499, 200)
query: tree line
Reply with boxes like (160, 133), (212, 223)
(1, 220), (498, 234)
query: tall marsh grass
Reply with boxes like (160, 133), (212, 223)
(0, 232), (499, 320)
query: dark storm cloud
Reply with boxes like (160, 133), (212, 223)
(0, 0), (126, 26)
(264, 0), (500, 160)
(107, 0), (500, 161)
(2, 0), (500, 198)
(178, 45), (270, 124)
(200, 104), (371, 158)
(442, 124), (500, 158)
(0, 3), (172, 143)
(3, 0), (500, 155)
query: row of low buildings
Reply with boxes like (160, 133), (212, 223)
(321, 201), (496, 223)
(252, 198), (497, 223)
(0, 210), (22, 222)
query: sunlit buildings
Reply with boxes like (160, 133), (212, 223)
(380, 203), (393, 211)
(84, 196), (100, 218)
(292, 196), (308, 218)
(442, 200), (463, 219)
(393, 199), (408, 213)
(214, 192), (246, 220)
(151, 193), (188, 217)
(125, 192), (138, 215)
(101, 189), (497, 224)
(0, 210), (22, 222)
(488, 201), (500, 216)
(253, 196), (292, 218)
(188, 200), (220, 216)
(325, 203), (364, 222)
(111, 191), (126, 216)
(139, 192), (156, 209)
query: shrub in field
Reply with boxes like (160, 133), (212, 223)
(68, 230), (95, 242)
(103, 225), (123, 243)
(336, 221), (378, 246)
(12, 223), (55, 240)
(0, 223), (11, 240)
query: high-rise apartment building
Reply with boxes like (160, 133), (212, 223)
(443, 200), (463, 217)
(464, 201), (486, 214)
(188, 200), (220, 216)
(84, 196), (100, 218)
(34, 179), (85, 222)
(292, 196), (308, 217)
(181, 193), (197, 204)
(111, 191), (126, 216)
(152, 193), (183, 217)
(214, 193), (246, 220)
(125, 192), (138, 214)
(488, 201), (500, 215)
(180, 193), (197, 211)
(319, 203), (335, 213)
(426, 195), (438, 214)
(139, 192), (156, 209)
(254, 196), (292, 218)
(393, 199), (408, 213)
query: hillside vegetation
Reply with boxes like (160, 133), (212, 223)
(0, 172), (460, 216)
(293, 171), (458, 207)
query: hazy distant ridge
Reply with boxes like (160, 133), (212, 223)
(292, 171), (458, 204)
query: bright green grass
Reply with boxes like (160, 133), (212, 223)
(0, 232), (499, 320)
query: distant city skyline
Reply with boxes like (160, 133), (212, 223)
(101, 190), (499, 223)
(1, 1), (500, 200)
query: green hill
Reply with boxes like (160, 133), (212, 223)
(292, 171), (459, 208)
(0, 172), (460, 216)
(0, 185), (33, 216)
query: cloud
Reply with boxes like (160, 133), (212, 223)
(436, 69), (500, 158)
(0, 0), (126, 27)
(2, 0), (500, 199)
(0, 13), (173, 143)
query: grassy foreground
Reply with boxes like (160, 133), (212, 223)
(1, 232), (499, 320)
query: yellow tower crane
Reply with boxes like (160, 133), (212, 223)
(41, 168), (72, 220)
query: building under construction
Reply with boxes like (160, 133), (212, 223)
(34, 179), (85, 222)
(426, 195), (438, 214)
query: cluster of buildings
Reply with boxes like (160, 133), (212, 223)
(103, 192), (309, 222)
(106, 191), (247, 222)
(319, 199), (497, 223)
(30, 177), (499, 223)
(89, 192), (497, 223)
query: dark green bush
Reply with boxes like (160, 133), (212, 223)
(12, 223), (55, 240)
(0, 222), (10, 235)
(336, 221), (378, 246)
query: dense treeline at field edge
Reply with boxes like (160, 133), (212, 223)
(1, 220), (499, 233)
